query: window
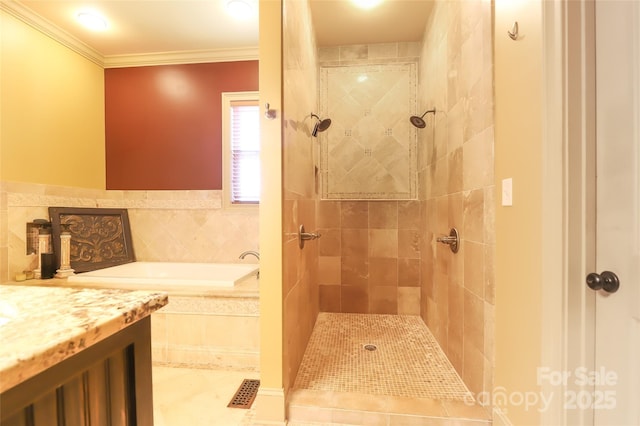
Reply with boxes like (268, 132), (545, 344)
(222, 92), (260, 208)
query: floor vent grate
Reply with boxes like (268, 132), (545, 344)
(227, 379), (260, 409)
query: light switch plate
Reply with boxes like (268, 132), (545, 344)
(502, 178), (513, 206)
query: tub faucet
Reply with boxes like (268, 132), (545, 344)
(239, 250), (260, 261)
(239, 251), (260, 278)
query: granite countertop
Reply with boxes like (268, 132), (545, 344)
(0, 285), (168, 394)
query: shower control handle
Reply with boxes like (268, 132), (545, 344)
(301, 231), (320, 240)
(436, 228), (460, 254)
(437, 236), (457, 244)
(299, 225), (322, 249)
(586, 271), (620, 293)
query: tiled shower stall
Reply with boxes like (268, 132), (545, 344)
(282, 0), (495, 411)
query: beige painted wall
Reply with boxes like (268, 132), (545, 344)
(1, 12), (105, 189)
(256, 0), (286, 423)
(494, 0), (544, 424)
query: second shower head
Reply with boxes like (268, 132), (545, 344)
(409, 108), (436, 129)
(311, 113), (331, 137)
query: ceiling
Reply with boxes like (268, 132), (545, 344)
(8, 0), (432, 63)
(310, 1), (433, 47)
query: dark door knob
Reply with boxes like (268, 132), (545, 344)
(586, 271), (620, 293)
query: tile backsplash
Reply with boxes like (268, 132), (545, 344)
(1, 181), (259, 281)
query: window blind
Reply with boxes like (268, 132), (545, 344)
(230, 101), (260, 204)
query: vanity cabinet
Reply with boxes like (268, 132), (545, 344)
(1, 318), (152, 426)
(0, 286), (167, 426)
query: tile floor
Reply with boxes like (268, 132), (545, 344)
(293, 313), (471, 399)
(152, 366), (257, 426)
(289, 313), (490, 425)
(152, 313), (490, 425)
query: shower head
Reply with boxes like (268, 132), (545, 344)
(410, 115), (427, 129)
(409, 108), (436, 129)
(311, 113), (332, 137)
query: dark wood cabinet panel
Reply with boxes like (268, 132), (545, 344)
(1, 318), (153, 426)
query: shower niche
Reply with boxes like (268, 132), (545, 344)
(319, 62), (417, 200)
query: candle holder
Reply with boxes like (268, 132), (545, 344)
(55, 224), (75, 278)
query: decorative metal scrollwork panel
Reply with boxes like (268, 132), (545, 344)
(49, 207), (135, 272)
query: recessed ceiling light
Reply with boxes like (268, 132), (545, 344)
(76, 11), (108, 31)
(226, 0), (253, 19)
(352, 0), (383, 10)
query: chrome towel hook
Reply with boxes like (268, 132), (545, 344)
(508, 21), (519, 40)
(264, 103), (277, 120)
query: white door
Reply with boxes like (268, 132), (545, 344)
(592, 1), (640, 424)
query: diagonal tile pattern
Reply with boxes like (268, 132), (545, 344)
(320, 63), (418, 200)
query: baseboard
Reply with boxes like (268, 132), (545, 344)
(253, 387), (286, 425)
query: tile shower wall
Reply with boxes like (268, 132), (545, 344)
(2, 181), (258, 279)
(316, 44), (423, 315)
(318, 42), (421, 66)
(282, 0), (320, 393)
(418, 1), (495, 400)
(319, 63), (417, 199)
(317, 200), (421, 315)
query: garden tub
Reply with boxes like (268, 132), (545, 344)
(67, 261), (258, 291)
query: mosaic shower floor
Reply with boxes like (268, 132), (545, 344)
(289, 313), (490, 425)
(293, 313), (471, 400)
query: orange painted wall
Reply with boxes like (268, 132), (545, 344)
(105, 61), (258, 190)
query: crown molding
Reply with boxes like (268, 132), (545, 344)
(1, 1), (259, 69)
(1, 0), (105, 67)
(103, 48), (259, 68)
